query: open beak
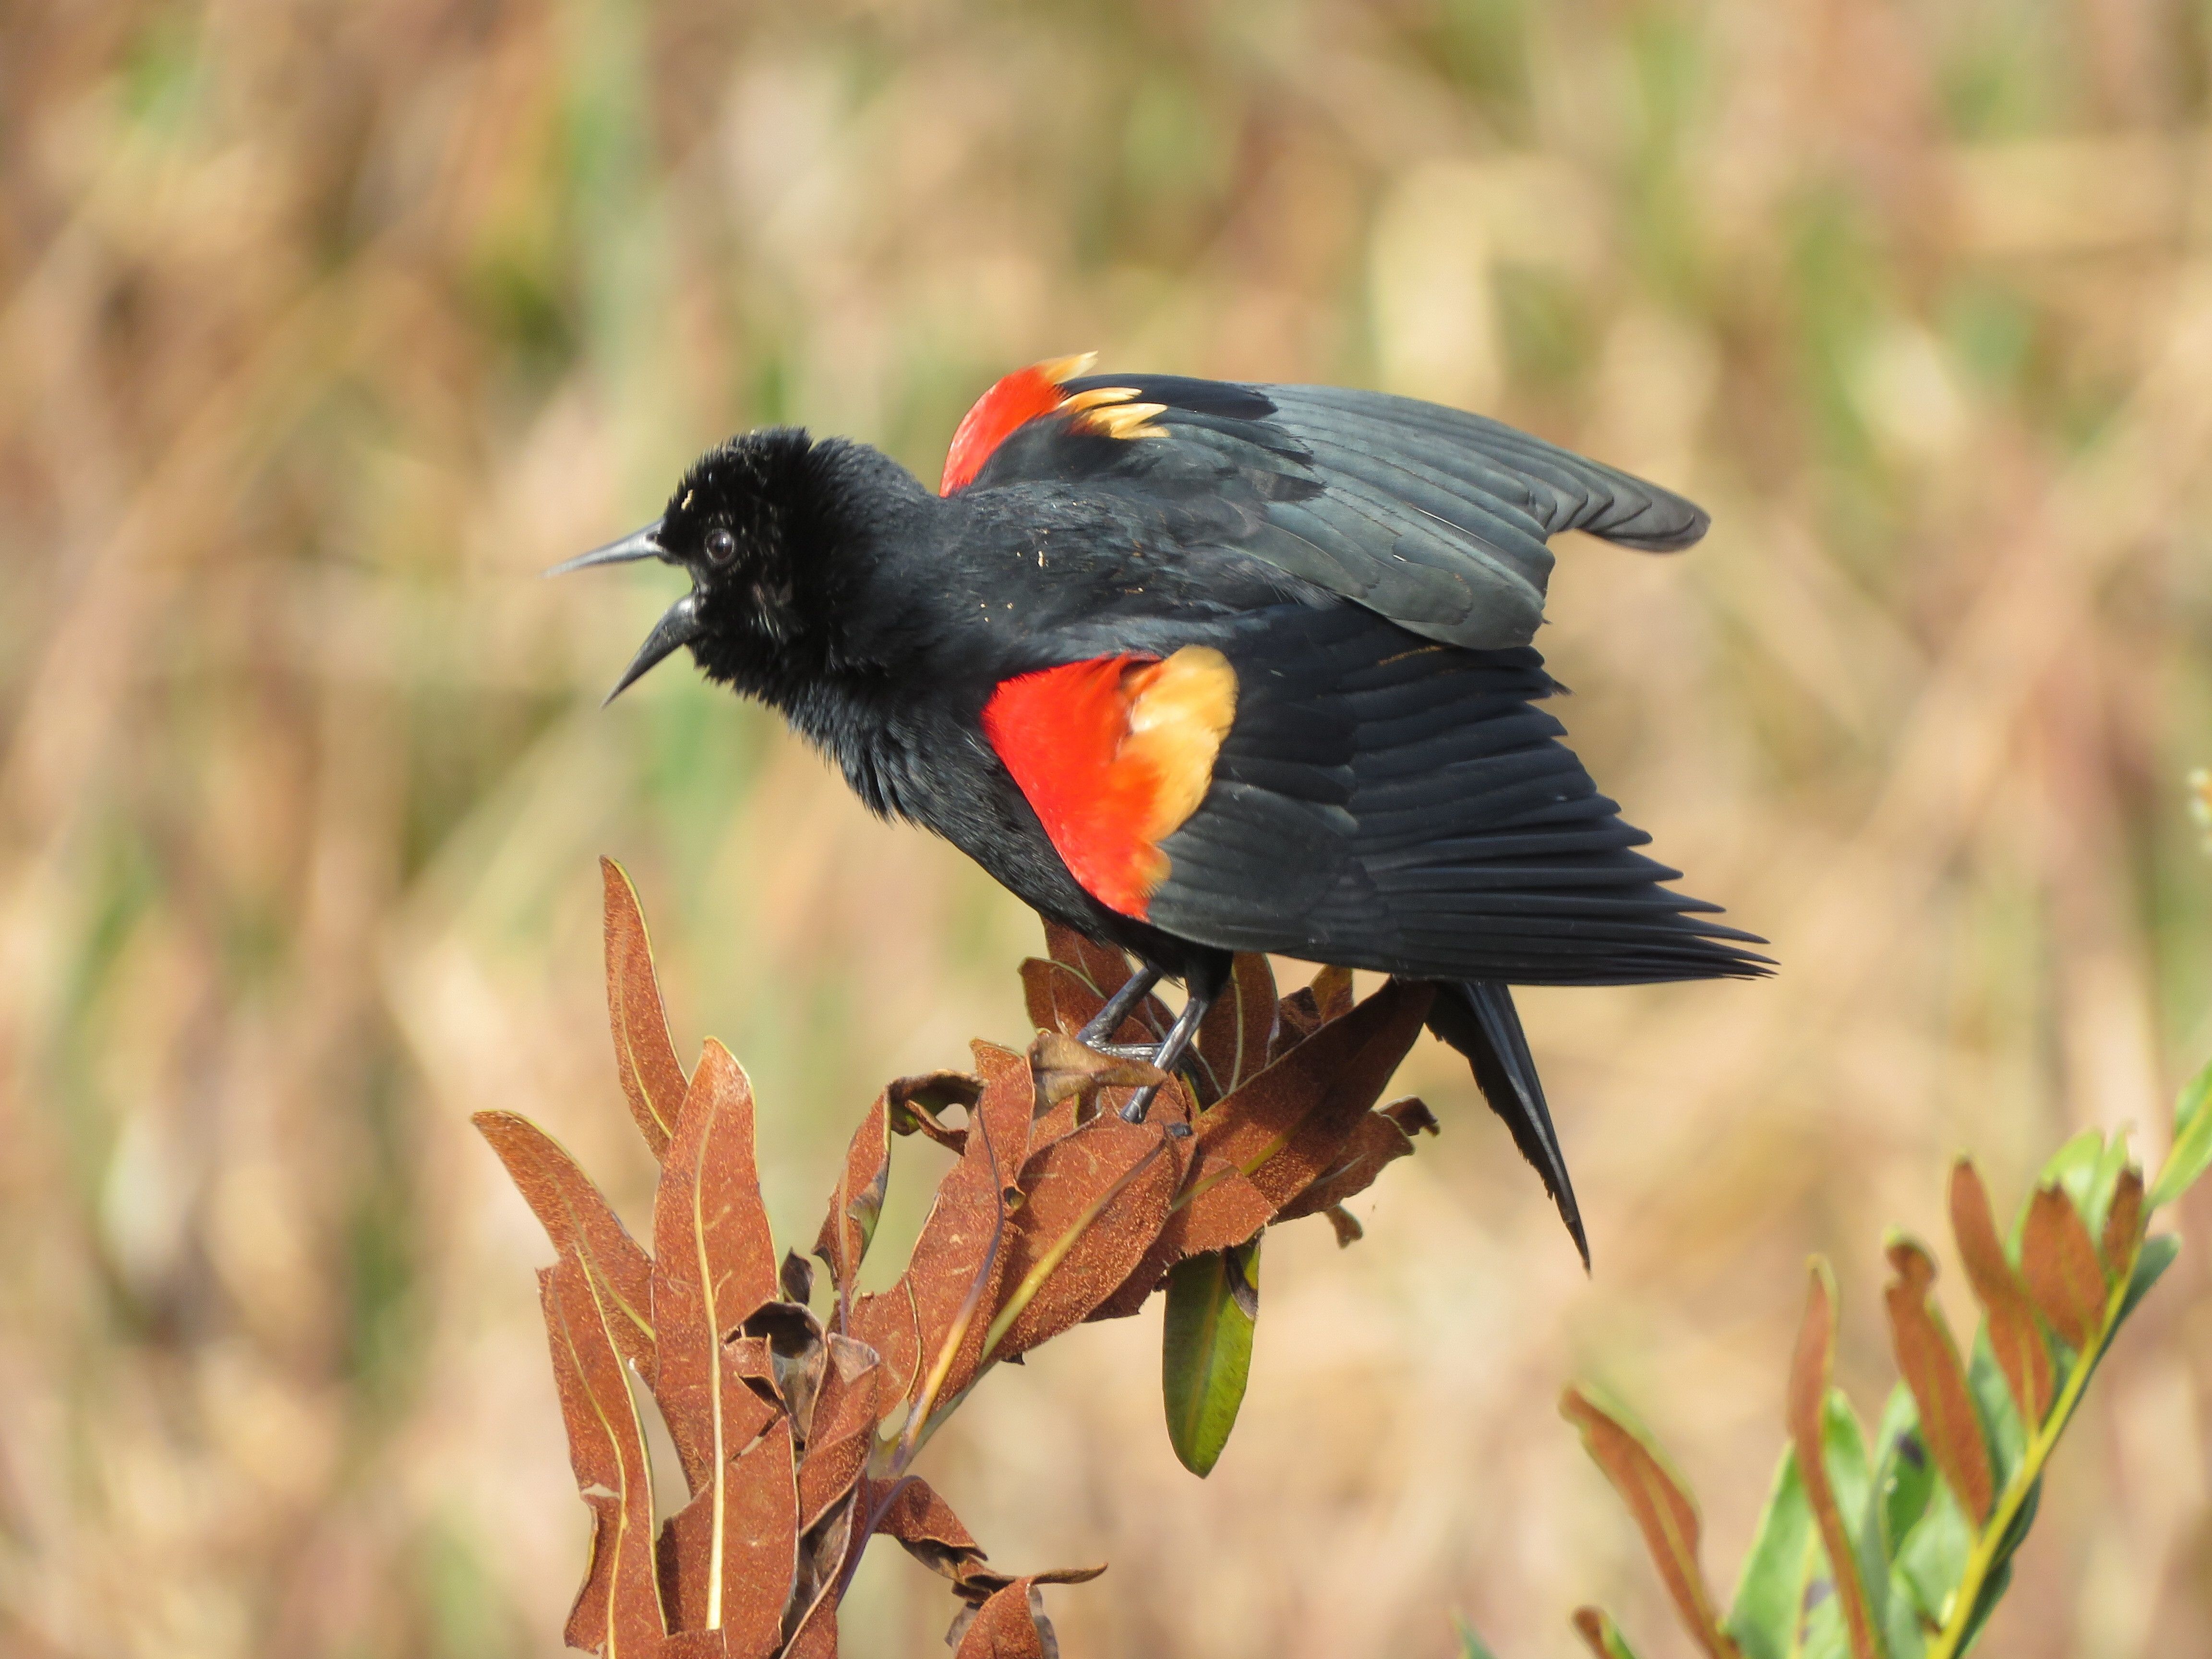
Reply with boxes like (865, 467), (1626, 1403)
(602, 591), (704, 706)
(544, 519), (667, 577)
(548, 519), (700, 703)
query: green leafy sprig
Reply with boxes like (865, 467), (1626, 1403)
(1466, 1059), (2210, 1659)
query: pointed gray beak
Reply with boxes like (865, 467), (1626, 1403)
(603, 591), (704, 705)
(545, 519), (667, 577)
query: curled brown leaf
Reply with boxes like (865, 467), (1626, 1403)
(813, 1094), (890, 1310)
(601, 856), (687, 1159)
(1188, 953), (1279, 1105)
(796, 1336), (882, 1532)
(869, 1475), (989, 1582)
(1270, 1108), (1422, 1224)
(988, 1115), (1178, 1360)
(475, 1110), (656, 1382)
(950, 1579), (1048, 1659)
(1949, 1159), (2054, 1423)
(1196, 978), (1434, 1208)
(1559, 1386), (1738, 1659)
(1786, 1262), (1878, 1659)
(2020, 1183), (2107, 1351)
(541, 1256), (667, 1659)
(652, 1040), (781, 1495)
(1883, 1237), (1993, 1525)
(2103, 1165), (2146, 1280)
(654, 1418), (797, 1652)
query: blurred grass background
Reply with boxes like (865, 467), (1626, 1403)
(3, 0), (2211, 1654)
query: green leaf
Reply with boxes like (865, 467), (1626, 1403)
(1817, 1386), (1891, 1645)
(2116, 1233), (2180, 1327)
(1870, 1383), (1934, 1562)
(1161, 1238), (1259, 1477)
(1963, 1335), (2026, 1487)
(1726, 1447), (1816, 1659)
(1893, 1477), (1970, 1627)
(2149, 1057), (2212, 1210)
(1571, 1607), (1647, 1659)
(1797, 1591), (1851, 1659)
(1454, 1614), (1503, 1659)
(2034, 1129), (2105, 1228)
(2083, 1128), (2134, 1242)
(1880, 1568), (1928, 1659)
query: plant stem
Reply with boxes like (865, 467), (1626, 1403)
(1923, 1258), (2134, 1659)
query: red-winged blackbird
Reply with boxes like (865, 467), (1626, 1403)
(554, 354), (1768, 1262)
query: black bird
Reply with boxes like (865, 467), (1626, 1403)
(553, 354), (1769, 1262)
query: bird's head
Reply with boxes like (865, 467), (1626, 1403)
(549, 427), (828, 703)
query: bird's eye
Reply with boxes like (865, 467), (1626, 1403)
(704, 528), (738, 565)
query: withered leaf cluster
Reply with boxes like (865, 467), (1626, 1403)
(482, 862), (1440, 1656)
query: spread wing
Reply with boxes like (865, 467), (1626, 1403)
(950, 364), (1709, 651)
(1136, 604), (1767, 986)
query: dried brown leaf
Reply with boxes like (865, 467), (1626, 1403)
(601, 857), (687, 1159)
(1309, 963), (1354, 1021)
(652, 1040), (781, 1495)
(1027, 1030), (1166, 1132)
(1188, 953), (1279, 1106)
(1196, 979), (1434, 1207)
(797, 1336), (882, 1532)
(1042, 918), (1135, 986)
(1572, 1607), (1636, 1659)
(475, 1110), (656, 1382)
(882, 1043), (1034, 1416)
(952, 1580), (1048, 1659)
(2103, 1164), (2145, 1279)
(953, 1563), (1106, 1605)
(781, 1490), (865, 1659)
(739, 1301), (829, 1439)
(849, 1283), (922, 1406)
(1025, 920), (1174, 1045)
(1559, 1386), (1737, 1659)
(778, 1607), (838, 1659)
(657, 1632), (727, 1659)
(870, 1475), (989, 1581)
(1323, 1205), (1363, 1246)
(1786, 1262), (1879, 1659)
(654, 1417), (797, 1653)
(1020, 956), (1174, 1049)
(780, 1250), (814, 1308)
(813, 1094), (890, 1306)
(987, 1115), (1178, 1359)
(1082, 1127), (1275, 1323)
(1270, 1109), (1419, 1224)
(541, 1256), (667, 1659)
(1883, 1237), (1993, 1525)
(1949, 1159), (2055, 1422)
(1380, 1095), (1440, 1136)
(887, 1070), (984, 1154)
(2021, 1183), (2107, 1350)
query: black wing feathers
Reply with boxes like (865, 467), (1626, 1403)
(974, 371), (1710, 651)
(1425, 979), (1588, 1266)
(1145, 607), (1768, 986)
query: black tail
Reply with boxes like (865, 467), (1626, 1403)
(1423, 980), (1588, 1269)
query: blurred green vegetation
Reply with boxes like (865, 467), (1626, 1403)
(2, 1), (2209, 1656)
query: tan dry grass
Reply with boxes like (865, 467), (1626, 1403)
(1, 2), (2209, 1655)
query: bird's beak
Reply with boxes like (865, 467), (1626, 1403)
(544, 519), (667, 577)
(603, 591), (703, 705)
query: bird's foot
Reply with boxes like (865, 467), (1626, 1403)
(1076, 963), (1164, 1046)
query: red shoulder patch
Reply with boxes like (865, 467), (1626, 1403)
(940, 354), (1172, 494)
(941, 353), (1095, 494)
(983, 648), (1238, 919)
